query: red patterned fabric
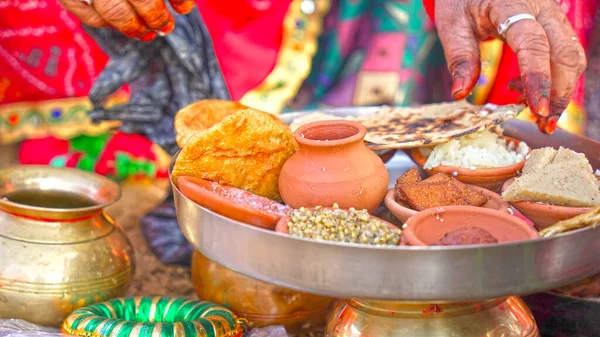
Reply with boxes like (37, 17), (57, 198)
(197, 0), (290, 100)
(0, 0), (286, 104)
(0, 2), (108, 104)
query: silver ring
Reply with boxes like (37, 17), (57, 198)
(497, 13), (536, 38)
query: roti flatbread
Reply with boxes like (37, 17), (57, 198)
(357, 101), (523, 150)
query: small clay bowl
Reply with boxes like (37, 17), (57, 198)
(407, 136), (527, 192)
(275, 208), (403, 246)
(178, 176), (290, 230)
(403, 206), (539, 246)
(384, 184), (511, 223)
(501, 178), (592, 230)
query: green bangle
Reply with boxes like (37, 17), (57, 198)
(63, 297), (244, 337)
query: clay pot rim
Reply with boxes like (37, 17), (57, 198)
(403, 206), (540, 247)
(294, 120), (367, 147)
(408, 136), (528, 177)
(384, 184), (512, 220)
(275, 207), (403, 246)
(501, 178), (594, 212)
(178, 176), (285, 230)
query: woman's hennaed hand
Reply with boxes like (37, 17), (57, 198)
(58, 0), (195, 41)
(436, 0), (586, 133)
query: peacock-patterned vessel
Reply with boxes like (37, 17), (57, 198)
(62, 297), (244, 337)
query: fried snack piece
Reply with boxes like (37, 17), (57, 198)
(425, 174), (488, 206)
(400, 180), (469, 211)
(539, 206), (600, 237)
(437, 226), (498, 246)
(174, 99), (248, 148)
(172, 108), (298, 201)
(394, 167), (422, 203)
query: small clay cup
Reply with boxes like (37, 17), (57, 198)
(385, 184), (511, 223)
(279, 120), (388, 213)
(501, 178), (592, 230)
(275, 208), (403, 246)
(403, 206), (539, 246)
(178, 176), (289, 230)
(408, 136), (527, 192)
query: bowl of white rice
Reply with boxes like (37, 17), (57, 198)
(408, 130), (530, 192)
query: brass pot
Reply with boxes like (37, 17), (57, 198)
(0, 166), (135, 327)
(191, 251), (334, 333)
(326, 297), (539, 337)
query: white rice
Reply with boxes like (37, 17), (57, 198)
(420, 130), (529, 170)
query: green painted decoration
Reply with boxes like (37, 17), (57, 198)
(63, 297), (243, 337)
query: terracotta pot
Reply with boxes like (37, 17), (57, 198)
(403, 206), (539, 246)
(407, 136), (527, 192)
(178, 176), (290, 230)
(501, 178), (592, 230)
(279, 120), (388, 212)
(191, 251), (334, 334)
(385, 184), (511, 223)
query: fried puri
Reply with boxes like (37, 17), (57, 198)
(172, 108), (298, 201)
(174, 99), (248, 148)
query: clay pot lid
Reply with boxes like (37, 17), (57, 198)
(178, 176), (290, 230)
(275, 207), (403, 246)
(294, 120), (367, 147)
(403, 206), (539, 246)
(408, 136), (528, 177)
(385, 184), (512, 223)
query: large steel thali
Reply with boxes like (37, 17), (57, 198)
(173, 106), (600, 302)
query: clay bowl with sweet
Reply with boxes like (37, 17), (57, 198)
(403, 206), (539, 246)
(275, 207), (404, 246)
(501, 178), (593, 230)
(408, 136), (527, 192)
(178, 176), (290, 230)
(385, 185), (511, 223)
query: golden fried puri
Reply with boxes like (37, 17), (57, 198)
(172, 108), (298, 201)
(174, 99), (248, 148)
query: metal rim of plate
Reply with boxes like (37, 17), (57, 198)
(172, 106), (600, 302)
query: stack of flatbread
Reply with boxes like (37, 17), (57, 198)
(356, 101), (523, 150)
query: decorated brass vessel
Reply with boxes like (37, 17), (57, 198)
(0, 166), (135, 327)
(326, 297), (539, 337)
(191, 251), (334, 333)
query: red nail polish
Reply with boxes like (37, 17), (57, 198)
(140, 31), (156, 42)
(160, 21), (175, 35)
(537, 98), (549, 117)
(544, 116), (559, 134)
(174, 1), (194, 14)
(451, 76), (465, 99)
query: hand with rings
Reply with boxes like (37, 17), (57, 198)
(58, 0), (194, 41)
(436, 0), (587, 134)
